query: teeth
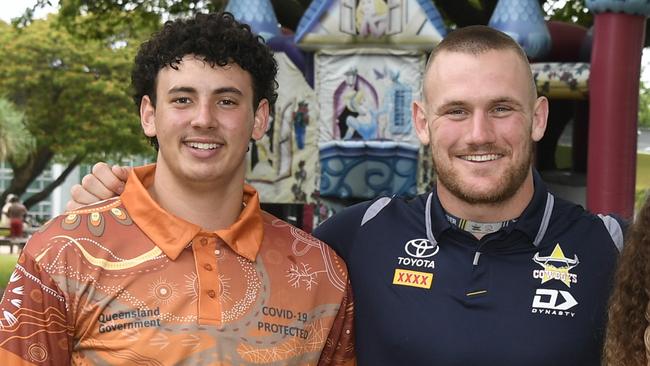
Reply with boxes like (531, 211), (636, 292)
(187, 142), (218, 150)
(461, 154), (501, 162)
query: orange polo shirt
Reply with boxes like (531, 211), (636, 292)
(0, 165), (354, 365)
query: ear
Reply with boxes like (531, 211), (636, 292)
(413, 100), (431, 145)
(251, 99), (270, 140)
(140, 95), (157, 138)
(531, 96), (549, 142)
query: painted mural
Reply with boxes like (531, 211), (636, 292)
(317, 49), (422, 143)
(295, 0), (447, 49)
(315, 49), (425, 198)
(246, 53), (319, 203)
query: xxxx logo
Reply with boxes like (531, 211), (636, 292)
(392, 269), (433, 289)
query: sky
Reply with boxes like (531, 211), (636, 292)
(2, 0), (650, 85)
(1, 1), (58, 23)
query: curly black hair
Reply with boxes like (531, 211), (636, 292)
(132, 12), (279, 149)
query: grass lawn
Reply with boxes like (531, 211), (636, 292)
(636, 153), (650, 190)
(556, 145), (650, 210)
(0, 254), (18, 292)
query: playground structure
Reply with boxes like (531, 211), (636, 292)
(225, 0), (650, 225)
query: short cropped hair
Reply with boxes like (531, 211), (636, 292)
(132, 12), (279, 149)
(424, 25), (536, 101)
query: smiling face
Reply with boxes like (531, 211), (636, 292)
(414, 49), (548, 209)
(140, 55), (268, 190)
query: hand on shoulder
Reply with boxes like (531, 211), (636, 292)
(66, 162), (131, 210)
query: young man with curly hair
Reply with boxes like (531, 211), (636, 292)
(0, 13), (354, 365)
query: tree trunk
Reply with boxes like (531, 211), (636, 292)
(23, 154), (85, 209)
(0, 146), (54, 207)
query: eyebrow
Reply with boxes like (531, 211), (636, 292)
(167, 86), (244, 96)
(490, 97), (525, 109)
(434, 100), (467, 113)
(435, 97), (524, 112)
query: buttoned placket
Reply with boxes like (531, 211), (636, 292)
(464, 234), (493, 300)
(192, 234), (223, 325)
(425, 192), (492, 301)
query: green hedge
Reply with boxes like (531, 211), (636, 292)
(0, 255), (18, 292)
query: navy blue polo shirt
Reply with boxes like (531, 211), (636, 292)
(314, 172), (624, 366)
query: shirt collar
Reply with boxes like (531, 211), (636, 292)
(428, 189), (454, 242)
(427, 170), (554, 247)
(120, 164), (264, 261)
(506, 170), (554, 246)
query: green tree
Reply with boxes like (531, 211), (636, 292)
(639, 83), (650, 129)
(0, 15), (152, 208)
(19, 0), (595, 39)
(0, 98), (34, 163)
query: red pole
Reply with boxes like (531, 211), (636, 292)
(302, 204), (314, 233)
(587, 12), (645, 218)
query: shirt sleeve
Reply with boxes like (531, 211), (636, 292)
(313, 201), (370, 261)
(317, 280), (355, 366)
(0, 250), (72, 365)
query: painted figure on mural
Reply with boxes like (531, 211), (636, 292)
(250, 116), (275, 179)
(292, 101), (310, 150)
(291, 160), (308, 202)
(342, 89), (380, 140)
(335, 68), (379, 140)
(336, 68), (361, 139)
(356, 0), (388, 37)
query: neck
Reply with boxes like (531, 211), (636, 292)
(436, 172), (535, 223)
(148, 166), (244, 232)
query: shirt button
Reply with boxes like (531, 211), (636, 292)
(214, 249), (221, 255)
(207, 290), (216, 298)
(200, 238), (208, 246)
(204, 264), (213, 271)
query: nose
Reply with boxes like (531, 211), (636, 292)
(190, 101), (215, 129)
(466, 111), (496, 146)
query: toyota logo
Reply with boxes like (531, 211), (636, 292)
(404, 239), (439, 258)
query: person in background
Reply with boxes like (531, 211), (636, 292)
(0, 193), (17, 227)
(6, 195), (27, 237)
(604, 196), (650, 366)
(0, 12), (353, 365)
(68, 25), (624, 365)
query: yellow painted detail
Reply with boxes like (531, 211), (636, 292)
(51, 235), (163, 270)
(466, 290), (488, 297)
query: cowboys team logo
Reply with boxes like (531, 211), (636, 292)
(397, 239), (439, 269)
(532, 244), (579, 287)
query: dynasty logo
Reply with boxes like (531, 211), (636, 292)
(532, 244), (579, 287)
(531, 288), (578, 317)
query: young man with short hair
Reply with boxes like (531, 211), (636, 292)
(314, 25), (623, 365)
